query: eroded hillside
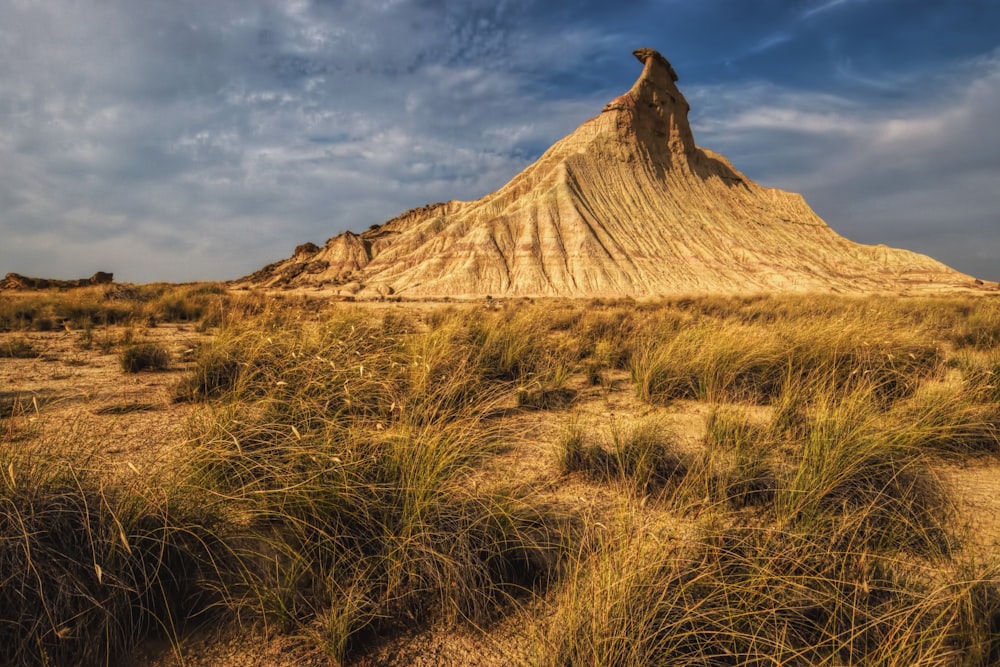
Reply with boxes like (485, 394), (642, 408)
(242, 49), (982, 298)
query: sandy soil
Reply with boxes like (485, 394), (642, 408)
(1, 323), (206, 473)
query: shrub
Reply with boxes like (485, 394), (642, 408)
(119, 342), (171, 373)
(0, 337), (36, 358)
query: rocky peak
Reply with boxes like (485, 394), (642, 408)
(602, 47), (696, 160)
(632, 47), (679, 82)
(239, 47), (977, 298)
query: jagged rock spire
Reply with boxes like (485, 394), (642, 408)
(632, 48), (679, 81)
(598, 47), (696, 160)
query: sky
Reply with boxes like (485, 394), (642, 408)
(1, 0), (998, 283)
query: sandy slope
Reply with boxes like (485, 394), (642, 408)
(241, 49), (982, 298)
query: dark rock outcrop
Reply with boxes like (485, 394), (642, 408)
(294, 243), (320, 257)
(1, 272), (114, 290)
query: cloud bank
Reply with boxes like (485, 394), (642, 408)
(0, 0), (608, 281)
(0, 0), (997, 281)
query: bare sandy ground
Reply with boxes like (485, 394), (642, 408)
(1, 324), (204, 473)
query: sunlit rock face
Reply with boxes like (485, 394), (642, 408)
(242, 49), (977, 298)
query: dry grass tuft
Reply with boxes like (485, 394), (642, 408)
(119, 341), (172, 373)
(560, 416), (689, 496)
(0, 336), (36, 358)
(0, 447), (220, 667)
(537, 516), (1000, 667)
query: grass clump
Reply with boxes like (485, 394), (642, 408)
(560, 417), (688, 495)
(703, 384), (957, 556)
(780, 429), (953, 556)
(468, 307), (549, 382)
(517, 365), (577, 410)
(887, 387), (1000, 456)
(952, 300), (1000, 349)
(0, 449), (218, 667)
(194, 412), (569, 663)
(178, 308), (575, 661)
(0, 336), (36, 358)
(537, 518), (1000, 667)
(700, 407), (779, 509)
(173, 342), (241, 401)
(119, 341), (171, 373)
(630, 310), (942, 406)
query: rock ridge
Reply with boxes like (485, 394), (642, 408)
(239, 49), (983, 298)
(1, 271), (114, 290)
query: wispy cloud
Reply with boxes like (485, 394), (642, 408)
(832, 58), (908, 92)
(0, 0), (605, 281)
(691, 50), (1000, 278)
(800, 0), (853, 20)
(739, 32), (794, 59)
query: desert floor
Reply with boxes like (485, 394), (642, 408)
(4, 290), (1000, 666)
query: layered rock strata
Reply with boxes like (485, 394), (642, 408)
(242, 49), (979, 298)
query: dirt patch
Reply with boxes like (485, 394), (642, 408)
(939, 461), (1000, 555)
(0, 323), (209, 472)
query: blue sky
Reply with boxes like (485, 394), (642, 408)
(1, 0), (998, 282)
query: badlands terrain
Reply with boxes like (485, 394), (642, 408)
(2, 49), (1000, 667)
(3, 286), (1000, 666)
(243, 49), (983, 299)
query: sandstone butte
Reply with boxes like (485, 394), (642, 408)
(240, 48), (987, 299)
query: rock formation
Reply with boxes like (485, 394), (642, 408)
(241, 48), (982, 298)
(1, 271), (113, 290)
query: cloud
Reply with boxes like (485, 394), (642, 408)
(690, 50), (1000, 279)
(737, 32), (794, 59)
(0, 0), (607, 282)
(800, 0), (853, 20)
(0, 0), (996, 285)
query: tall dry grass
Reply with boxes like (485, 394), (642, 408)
(544, 294), (1000, 665)
(0, 445), (219, 667)
(537, 516), (1000, 666)
(0, 282), (274, 332)
(4, 293), (1000, 664)
(178, 306), (575, 660)
(630, 317), (941, 405)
